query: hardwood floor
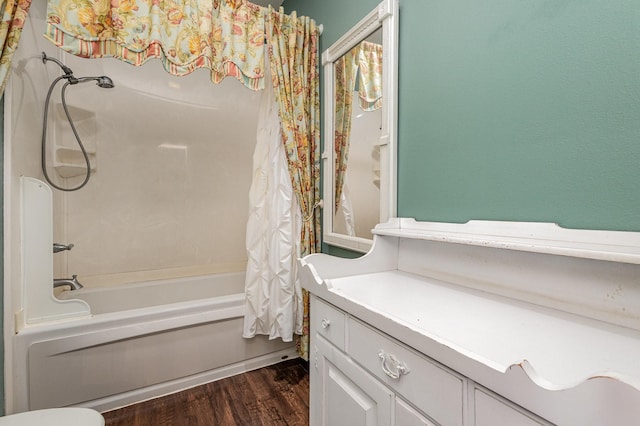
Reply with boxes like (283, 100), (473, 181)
(102, 358), (309, 426)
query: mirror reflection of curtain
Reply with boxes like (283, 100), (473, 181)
(334, 45), (360, 213)
(357, 41), (383, 111)
(333, 40), (383, 217)
(340, 177), (356, 236)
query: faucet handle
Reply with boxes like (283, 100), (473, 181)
(53, 243), (74, 253)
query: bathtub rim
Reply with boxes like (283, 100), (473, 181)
(55, 270), (247, 316)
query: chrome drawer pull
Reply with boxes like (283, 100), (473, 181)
(378, 350), (410, 380)
(321, 318), (331, 329)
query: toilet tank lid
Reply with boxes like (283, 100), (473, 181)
(0, 408), (104, 426)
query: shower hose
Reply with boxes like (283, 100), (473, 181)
(41, 75), (93, 192)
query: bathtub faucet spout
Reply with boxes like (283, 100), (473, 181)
(53, 243), (74, 253)
(54, 275), (83, 290)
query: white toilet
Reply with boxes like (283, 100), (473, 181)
(0, 408), (104, 425)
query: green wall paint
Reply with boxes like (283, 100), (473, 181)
(285, 0), (640, 232)
(325, 245), (364, 259)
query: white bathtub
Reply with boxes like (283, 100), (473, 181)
(12, 272), (296, 413)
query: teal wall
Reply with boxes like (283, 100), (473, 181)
(284, 0), (640, 232)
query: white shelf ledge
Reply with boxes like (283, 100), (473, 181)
(374, 218), (640, 264)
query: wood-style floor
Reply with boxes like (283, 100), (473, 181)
(102, 358), (309, 426)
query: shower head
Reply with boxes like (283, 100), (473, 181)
(75, 76), (115, 89)
(96, 76), (115, 89)
(41, 52), (74, 76)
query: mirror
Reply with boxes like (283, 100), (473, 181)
(322, 0), (398, 252)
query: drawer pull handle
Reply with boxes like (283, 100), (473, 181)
(378, 350), (410, 380)
(321, 318), (331, 329)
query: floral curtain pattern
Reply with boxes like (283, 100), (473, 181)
(45, 0), (267, 90)
(357, 40), (383, 111)
(333, 40), (382, 214)
(333, 45), (359, 214)
(0, 0), (32, 94)
(267, 7), (320, 360)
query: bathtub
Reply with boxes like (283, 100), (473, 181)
(11, 272), (296, 413)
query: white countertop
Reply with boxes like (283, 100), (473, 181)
(322, 270), (640, 391)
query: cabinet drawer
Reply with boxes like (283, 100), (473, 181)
(311, 296), (346, 350)
(474, 388), (550, 426)
(396, 398), (437, 426)
(348, 318), (464, 426)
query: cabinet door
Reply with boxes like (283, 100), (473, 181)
(313, 334), (393, 426)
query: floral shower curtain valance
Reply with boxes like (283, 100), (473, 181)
(45, 0), (267, 90)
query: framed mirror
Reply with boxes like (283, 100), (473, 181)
(322, 0), (398, 252)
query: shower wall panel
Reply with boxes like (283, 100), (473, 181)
(9, 1), (262, 286)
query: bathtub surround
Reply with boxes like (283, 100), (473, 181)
(20, 177), (90, 325)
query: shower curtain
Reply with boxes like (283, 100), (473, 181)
(0, 0), (32, 94)
(267, 9), (321, 358)
(44, 0), (321, 359)
(243, 67), (303, 341)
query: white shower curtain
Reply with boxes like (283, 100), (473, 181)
(242, 69), (303, 341)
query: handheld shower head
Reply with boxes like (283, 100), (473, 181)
(96, 76), (115, 89)
(75, 76), (115, 88)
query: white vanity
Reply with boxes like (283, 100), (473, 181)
(299, 218), (640, 425)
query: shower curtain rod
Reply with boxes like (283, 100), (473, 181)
(260, 5), (323, 35)
(262, 21), (323, 44)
